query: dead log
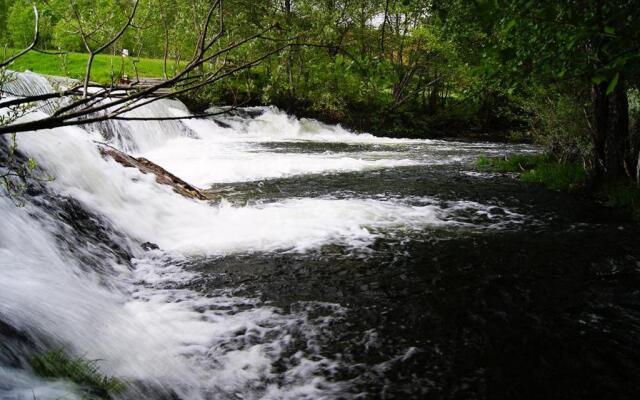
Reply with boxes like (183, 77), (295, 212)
(97, 143), (209, 201)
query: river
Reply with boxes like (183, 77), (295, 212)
(1, 72), (639, 399)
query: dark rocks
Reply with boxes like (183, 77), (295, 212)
(141, 242), (160, 251)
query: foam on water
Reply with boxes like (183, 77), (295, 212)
(208, 106), (425, 144)
(17, 119), (524, 255)
(133, 108), (492, 186)
(141, 133), (420, 186)
(0, 367), (82, 400)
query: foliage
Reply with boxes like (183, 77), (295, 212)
(0, 0), (495, 137)
(0, 0), (6, 44)
(30, 348), (125, 399)
(439, 0), (640, 180)
(519, 86), (593, 164)
(5, 0), (39, 49)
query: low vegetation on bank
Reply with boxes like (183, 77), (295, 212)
(478, 155), (640, 219)
(29, 348), (125, 399)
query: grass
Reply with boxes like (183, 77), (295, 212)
(3, 48), (177, 84)
(477, 154), (586, 191)
(29, 348), (125, 399)
(477, 154), (640, 219)
(520, 162), (587, 191)
(476, 154), (548, 173)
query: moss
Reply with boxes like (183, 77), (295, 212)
(29, 348), (125, 399)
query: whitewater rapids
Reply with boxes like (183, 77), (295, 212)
(0, 72), (531, 399)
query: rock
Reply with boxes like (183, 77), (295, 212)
(141, 242), (160, 251)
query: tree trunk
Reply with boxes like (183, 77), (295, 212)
(592, 77), (629, 180)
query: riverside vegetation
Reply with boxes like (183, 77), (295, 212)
(477, 154), (640, 219)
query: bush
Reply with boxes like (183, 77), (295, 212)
(519, 87), (593, 164)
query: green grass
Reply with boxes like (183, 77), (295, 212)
(477, 154), (586, 191)
(30, 348), (125, 399)
(476, 154), (548, 173)
(3, 48), (177, 84)
(477, 154), (640, 219)
(520, 162), (587, 191)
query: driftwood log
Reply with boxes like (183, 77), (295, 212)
(97, 143), (209, 200)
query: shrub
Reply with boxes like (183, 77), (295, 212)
(519, 87), (593, 164)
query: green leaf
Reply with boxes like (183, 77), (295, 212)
(505, 19), (516, 31)
(27, 158), (37, 171)
(604, 26), (615, 35)
(606, 73), (619, 95)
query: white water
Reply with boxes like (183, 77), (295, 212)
(1, 72), (529, 399)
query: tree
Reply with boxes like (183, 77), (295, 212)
(0, 0), (286, 135)
(0, 0), (8, 45)
(438, 0), (640, 182)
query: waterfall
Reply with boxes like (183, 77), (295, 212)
(0, 72), (529, 399)
(89, 98), (196, 154)
(1, 71), (68, 115)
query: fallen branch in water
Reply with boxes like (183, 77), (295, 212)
(96, 142), (208, 201)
